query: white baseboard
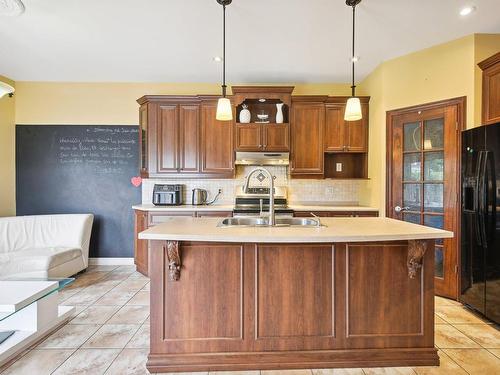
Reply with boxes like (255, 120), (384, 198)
(88, 258), (135, 266)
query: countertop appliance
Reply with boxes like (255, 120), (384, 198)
(460, 122), (499, 324)
(233, 186), (294, 217)
(191, 188), (222, 206)
(234, 152), (289, 166)
(152, 184), (183, 206)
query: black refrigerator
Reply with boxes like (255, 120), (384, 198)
(461, 122), (500, 324)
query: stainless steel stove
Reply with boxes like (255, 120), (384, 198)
(233, 186), (294, 217)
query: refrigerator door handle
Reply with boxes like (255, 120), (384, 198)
(479, 151), (489, 248)
(484, 151), (497, 246)
(475, 151), (485, 246)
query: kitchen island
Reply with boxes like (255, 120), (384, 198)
(139, 217), (453, 373)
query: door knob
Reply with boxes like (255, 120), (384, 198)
(395, 206), (410, 213)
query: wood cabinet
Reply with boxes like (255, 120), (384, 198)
(200, 101), (235, 176)
(137, 96), (234, 178)
(134, 210), (149, 275)
(179, 105), (200, 172)
(235, 123), (289, 152)
(479, 52), (500, 125)
(156, 103), (200, 173)
(148, 239), (437, 372)
(134, 209), (233, 276)
(325, 101), (368, 152)
(233, 86), (293, 153)
(290, 99), (326, 177)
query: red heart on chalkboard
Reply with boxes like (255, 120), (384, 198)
(131, 176), (142, 187)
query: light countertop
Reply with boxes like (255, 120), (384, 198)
(288, 205), (378, 212)
(132, 204), (234, 212)
(138, 217), (452, 243)
(133, 204), (378, 212)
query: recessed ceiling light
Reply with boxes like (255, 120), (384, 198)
(459, 5), (476, 16)
(0, 0), (25, 16)
(213, 56), (222, 62)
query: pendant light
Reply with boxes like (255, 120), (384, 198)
(344, 0), (362, 122)
(0, 81), (15, 98)
(215, 0), (233, 121)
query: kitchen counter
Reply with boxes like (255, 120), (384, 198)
(289, 204), (378, 212)
(132, 204), (234, 212)
(133, 203), (378, 212)
(139, 216), (451, 243)
(143, 216), (446, 372)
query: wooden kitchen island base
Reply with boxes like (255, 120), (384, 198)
(147, 239), (439, 373)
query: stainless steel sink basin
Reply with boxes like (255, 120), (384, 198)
(217, 217), (325, 228)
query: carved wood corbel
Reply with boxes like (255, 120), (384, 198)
(407, 240), (427, 279)
(165, 241), (181, 281)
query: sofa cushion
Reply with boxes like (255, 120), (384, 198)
(0, 247), (82, 278)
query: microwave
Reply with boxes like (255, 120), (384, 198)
(152, 184), (183, 206)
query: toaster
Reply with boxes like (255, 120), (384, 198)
(152, 184), (183, 206)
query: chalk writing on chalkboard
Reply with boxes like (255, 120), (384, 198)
(57, 127), (138, 174)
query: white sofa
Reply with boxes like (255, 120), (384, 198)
(0, 214), (94, 279)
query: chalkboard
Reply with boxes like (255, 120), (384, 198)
(16, 125), (142, 258)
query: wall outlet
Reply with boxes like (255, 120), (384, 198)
(325, 187), (334, 195)
(336, 163), (343, 172)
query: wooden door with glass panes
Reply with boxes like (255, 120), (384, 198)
(387, 99), (463, 299)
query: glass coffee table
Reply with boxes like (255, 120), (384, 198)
(0, 278), (75, 365)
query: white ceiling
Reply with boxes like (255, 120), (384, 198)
(0, 0), (499, 83)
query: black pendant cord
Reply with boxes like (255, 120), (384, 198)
(222, 4), (227, 98)
(351, 4), (356, 97)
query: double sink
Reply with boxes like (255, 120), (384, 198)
(217, 217), (325, 228)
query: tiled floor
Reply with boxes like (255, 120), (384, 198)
(1, 266), (499, 375)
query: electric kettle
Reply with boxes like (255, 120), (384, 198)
(191, 188), (222, 206)
(192, 188), (208, 205)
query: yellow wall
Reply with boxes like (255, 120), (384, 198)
(358, 35), (476, 214)
(474, 34), (500, 125)
(14, 82), (351, 125)
(0, 75), (16, 216)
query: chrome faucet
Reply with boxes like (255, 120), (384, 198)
(243, 168), (275, 226)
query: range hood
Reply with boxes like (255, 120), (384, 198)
(235, 152), (289, 166)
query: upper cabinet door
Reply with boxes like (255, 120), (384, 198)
(479, 52), (500, 125)
(179, 105), (200, 173)
(345, 104), (368, 152)
(200, 103), (235, 176)
(235, 124), (262, 151)
(324, 105), (345, 152)
(291, 103), (324, 176)
(139, 104), (148, 175)
(263, 124), (289, 152)
(157, 104), (179, 173)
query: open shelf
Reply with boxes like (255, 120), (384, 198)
(236, 98), (289, 124)
(324, 153), (368, 179)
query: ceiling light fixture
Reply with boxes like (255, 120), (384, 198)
(459, 5), (476, 16)
(215, 0), (233, 121)
(0, 0), (25, 16)
(344, 0), (363, 122)
(0, 82), (15, 98)
(213, 56), (222, 62)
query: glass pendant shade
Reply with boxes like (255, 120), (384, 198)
(0, 82), (15, 98)
(344, 97), (362, 121)
(216, 97), (233, 121)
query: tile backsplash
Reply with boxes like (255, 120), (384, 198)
(142, 166), (361, 205)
